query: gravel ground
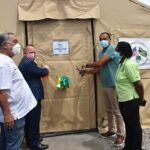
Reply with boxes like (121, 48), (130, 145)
(141, 129), (150, 150)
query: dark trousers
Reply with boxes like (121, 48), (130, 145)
(119, 98), (142, 150)
(25, 100), (41, 147)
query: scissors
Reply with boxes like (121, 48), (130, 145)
(76, 66), (81, 72)
(76, 66), (85, 76)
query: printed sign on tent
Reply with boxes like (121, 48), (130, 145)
(119, 38), (150, 69)
(52, 40), (69, 55)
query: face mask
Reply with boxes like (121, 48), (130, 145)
(12, 43), (21, 54)
(99, 40), (109, 48)
(26, 53), (36, 61)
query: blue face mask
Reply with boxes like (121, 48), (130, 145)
(99, 40), (109, 48)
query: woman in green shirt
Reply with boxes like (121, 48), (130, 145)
(115, 41), (146, 150)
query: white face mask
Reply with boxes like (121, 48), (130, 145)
(12, 43), (21, 55)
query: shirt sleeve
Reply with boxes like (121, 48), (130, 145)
(27, 61), (49, 77)
(104, 46), (116, 59)
(125, 62), (140, 83)
(0, 65), (12, 90)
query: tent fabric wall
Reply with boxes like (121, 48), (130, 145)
(0, 0), (18, 33)
(18, 0), (100, 21)
(27, 20), (96, 132)
(0, 0), (24, 65)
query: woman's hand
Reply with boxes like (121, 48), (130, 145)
(140, 99), (147, 106)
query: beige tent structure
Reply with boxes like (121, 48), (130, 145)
(1, 0), (150, 133)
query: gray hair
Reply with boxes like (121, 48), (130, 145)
(0, 32), (14, 50)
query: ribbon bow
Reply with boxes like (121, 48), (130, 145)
(57, 75), (70, 89)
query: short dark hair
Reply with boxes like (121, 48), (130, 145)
(116, 41), (133, 58)
(100, 32), (111, 39)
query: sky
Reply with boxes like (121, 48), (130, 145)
(138, 0), (150, 6)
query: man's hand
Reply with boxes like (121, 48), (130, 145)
(85, 64), (91, 68)
(77, 65), (99, 75)
(0, 90), (14, 129)
(79, 69), (87, 76)
(41, 64), (49, 69)
(4, 113), (14, 129)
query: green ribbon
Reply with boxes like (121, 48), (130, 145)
(57, 75), (70, 89)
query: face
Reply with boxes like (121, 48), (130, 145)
(115, 45), (119, 52)
(26, 46), (36, 54)
(99, 33), (111, 43)
(3, 34), (18, 57)
(99, 33), (111, 49)
(24, 46), (36, 61)
(115, 45), (123, 57)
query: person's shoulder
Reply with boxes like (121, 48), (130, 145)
(125, 59), (138, 68)
(20, 57), (33, 67)
(0, 54), (13, 67)
(105, 45), (117, 57)
(0, 54), (12, 61)
(107, 44), (116, 50)
(126, 58), (135, 64)
(105, 45), (116, 54)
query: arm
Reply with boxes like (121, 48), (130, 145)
(0, 90), (14, 128)
(134, 80), (144, 100)
(134, 80), (146, 106)
(79, 67), (99, 76)
(27, 62), (49, 77)
(84, 68), (99, 74)
(86, 55), (110, 68)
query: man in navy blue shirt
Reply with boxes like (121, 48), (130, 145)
(19, 45), (49, 150)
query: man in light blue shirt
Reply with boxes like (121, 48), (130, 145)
(84, 32), (125, 147)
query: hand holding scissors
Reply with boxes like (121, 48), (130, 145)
(76, 66), (87, 76)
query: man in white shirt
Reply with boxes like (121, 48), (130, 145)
(0, 32), (37, 150)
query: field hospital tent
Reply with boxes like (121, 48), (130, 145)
(1, 0), (150, 133)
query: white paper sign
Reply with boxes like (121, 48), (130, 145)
(53, 40), (69, 55)
(119, 38), (150, 69)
